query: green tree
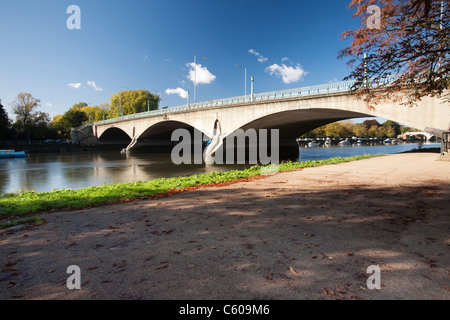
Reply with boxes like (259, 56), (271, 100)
(382, 120), (401, 137)
(58, 109), (88, 137)
(71, 102), (89, 110)
(10, 93), (51, 142)
(109, 89), (160, 117)
(324, 121), (354, 138)
(80, 105), (105, 122)
(0, 99), (11, 140)
(50, 115), (66, 138)
(354, 123), (369, 137)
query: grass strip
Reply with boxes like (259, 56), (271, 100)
(0, 216), (44, 230)
(0, 154), (382, 218)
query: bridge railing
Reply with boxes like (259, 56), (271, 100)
(92, 75), (400, 126)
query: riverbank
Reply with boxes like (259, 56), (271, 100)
(0, 155), (380, 218)
(0, 153), (448, 300)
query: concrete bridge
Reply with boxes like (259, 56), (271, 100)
(400, 131), (436, 142)
(72, 77), (449, 160)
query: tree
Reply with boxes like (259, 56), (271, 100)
(0, 99), (11, 140)
(109, 89), (160, 117)
(339, 0), (449, 107)
(382, 120), (401, 137)
(354, 123), (369, 137)
(71, 102), (89, 110)
(80, 105), (105, 122)
(324, 121), (354, 138)
(58, 109), (88, 137)
(50, 115), (65, 138)
(362, 119), (381, 129)
(10, 93), (51, 142)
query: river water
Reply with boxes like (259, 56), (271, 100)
(0, 143), (439, 194)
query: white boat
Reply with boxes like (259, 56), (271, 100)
(324, 140), (332, 147)
(308, 141), (319, 147)
(384, 138), (393, 144)
(338, 139), (351, 146)
(0, 150), (28, 158)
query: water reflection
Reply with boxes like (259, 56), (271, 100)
(0, 143), (439, 194)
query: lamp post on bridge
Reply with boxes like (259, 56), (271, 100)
(194, 55), (207, 104)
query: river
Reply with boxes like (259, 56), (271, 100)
(0, 142), (440, 194)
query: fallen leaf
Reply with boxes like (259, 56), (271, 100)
(289, 266), (298, 276)
(443, 285), (450, 291)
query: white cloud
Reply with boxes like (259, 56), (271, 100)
(45, 102), (53, 108)
(249, 49), (268, 63)
(266, 63), (307, 84)
(165, 87), (189, 99)
(187, 63), (216, 85)
(68, 83), (82, 89)
(86, 81), (103, 91)
(281, 57), (290, 63)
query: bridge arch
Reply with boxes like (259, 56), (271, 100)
(98, 127), (132, 142)
(137, 120), (209, 141)
(129, 120), (210, 152)
(224, 108), (372, 140)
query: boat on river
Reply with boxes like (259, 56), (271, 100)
(0, 150), (28, 158)
(338, 139), (352, 146)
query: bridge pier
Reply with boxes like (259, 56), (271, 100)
(279, 139), (300, 162)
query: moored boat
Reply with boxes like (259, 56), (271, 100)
(338, 139), (351, 146)
(0, 150), (28, 158)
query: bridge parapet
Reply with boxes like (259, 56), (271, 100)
(93, 75), (401, 126)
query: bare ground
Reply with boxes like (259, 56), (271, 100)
(1, 153), (449, 300)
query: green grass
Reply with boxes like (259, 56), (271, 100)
(0, 216), (44, 230)
(0, 154), (383, 218)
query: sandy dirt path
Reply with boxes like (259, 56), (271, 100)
(1, 153), (449, 300)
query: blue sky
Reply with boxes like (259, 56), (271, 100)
(0, 0), (373, 121)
